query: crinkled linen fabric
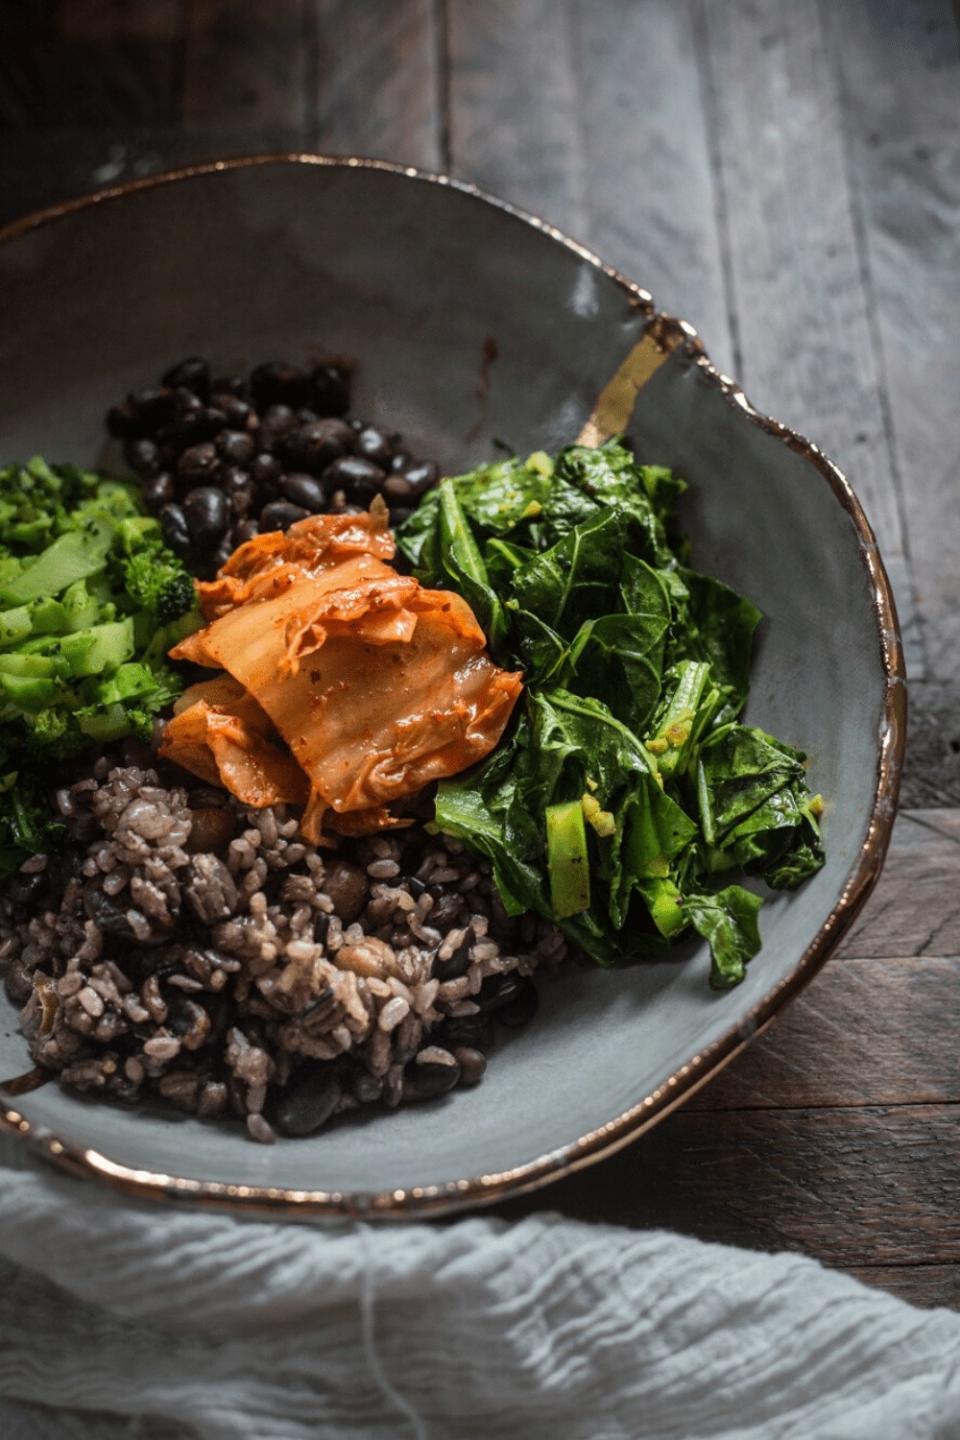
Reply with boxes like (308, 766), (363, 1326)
(0, 1138), (958, 1440)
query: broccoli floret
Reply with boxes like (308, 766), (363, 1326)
(122, 545), (197, 623)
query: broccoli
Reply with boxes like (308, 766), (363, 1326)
(0, 459), (202, 819)
(121, 545), (197, 623)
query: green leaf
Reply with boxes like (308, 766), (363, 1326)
(682, 886), (764, 989)
(434, 479), (508, 652)
(509, 508), (626, 637)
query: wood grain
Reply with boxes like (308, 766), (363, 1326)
(837, 809), (960, 961)
(183, 1), (308, 132)
(688, 955), (959, 1111)
(500, 1104), (960, 1266)
(851, 1264), (960, 1311)
(573, 0), (733, 374)
(699, 0), (921, 677)
(447, 0), (586, 233)
(902, 681), (960, 809)
(0, 2), (183, 128)
(447, 0), (734, 372)
(309, 0), (440, 168)
(824, 0), (960, 680)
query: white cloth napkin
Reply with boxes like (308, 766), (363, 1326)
(1, 1137), (958, 1440)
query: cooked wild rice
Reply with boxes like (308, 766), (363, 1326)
(0, 764), (566, 1142)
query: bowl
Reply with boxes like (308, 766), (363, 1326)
(0, 156), (904, 1219)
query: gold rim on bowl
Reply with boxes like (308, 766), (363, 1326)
(0, 154), (906, 1220)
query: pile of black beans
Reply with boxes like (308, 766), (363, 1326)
(106, 356), (439, 576)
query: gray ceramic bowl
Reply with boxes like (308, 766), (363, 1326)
(0, 157), (903, 1219)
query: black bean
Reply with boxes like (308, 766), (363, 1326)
(106, 401), (138, 438)
(220, 467), (255, 516)
(123, 437), (162, 477)
(355, 425), (393, 467)
(260, 500), (309, 533)
(184, 487), (229, 547)
(296, 407), (319, 424)
(433, 936), (472, 982)
(477, 973), (526, 1013)
(391, 451), (412, 473)
(211, 539), (234, 572)
(353, 1072), (383, 1105)
(323, 860), (368, 923)
(407, 1050), (461, 1099)
(234, 519), (260, 544)
(162, 356), (211, 399)
(313, 912), (330, 946)
(311, 363), (351, 416)
(177, 442), (219, 482)
(436, 1013), (494, 1051)
(216, 429), (256, 465)
(383, 473), (414, 502)
(249, 452), (283, 489)
(281, 418), (354, 473)
(404, 875), (427, 898)
(322, 455), (385, 503)
(141, 472), (175, 514)
(498, 979), (539, 1029)
(212, 393), (255, 429)
(403, 460), (440, 494)
(261, 403), (296, 435)
(158, 407), (225, 450)
(129, 386), (176, 429)
(250, 361), (312, 407)
(452, 1046), (487, 1086)
(82, 879), (137, 939)
(273, 1068), (342, 1137)
(211, 374), (247, 398)
(281, 472), (326, 512)
(160, 503), (192, 558)
(172, 386), (203, 416)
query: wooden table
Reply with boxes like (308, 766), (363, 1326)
(1, 0), (957, 1308)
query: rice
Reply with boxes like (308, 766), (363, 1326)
(0, 764), (566, 1142)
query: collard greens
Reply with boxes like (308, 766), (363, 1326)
(398, 440), (824, 988)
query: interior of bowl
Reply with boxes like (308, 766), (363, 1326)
(0, 159), (900, 1213)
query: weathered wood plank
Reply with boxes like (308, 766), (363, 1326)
(447, 0), (587, 235)
(447, 1), (734, 371)
(183, 1), (307, 132)
(501, 1104), (960, 1266)
(58, 1), (183, 41)
(689, 955), (959, 1111)
(700, 0), (921, 676)
(309, 0), (440, 169)
(824, 0), (960, 681)
(837, 808), (960, 962)
(0, 2), (183, 127)
(0, 0), (56, 35)
(902, 681), (960, 809)
(573, 0), (733, 373)
(850, 1264), (960, 1311)
(0, 129), (305, 229)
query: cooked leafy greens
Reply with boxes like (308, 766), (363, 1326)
(398, 440), (824, 988)
(0, 457), (200, 873)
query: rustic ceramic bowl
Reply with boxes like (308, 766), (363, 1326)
(0, 157), (903, 1218)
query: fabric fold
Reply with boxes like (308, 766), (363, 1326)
(0, 1141), (958, 1440)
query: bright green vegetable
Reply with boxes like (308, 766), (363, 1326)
(0, 457), (201, 873)
(546, 800), (591, 918)
(400, 438), (825, 989)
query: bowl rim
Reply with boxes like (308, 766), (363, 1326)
(0, 152), (906, 1220)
